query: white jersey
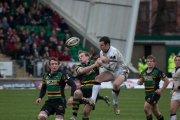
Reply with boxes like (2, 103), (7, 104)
(172, 68), (180, 88)
(100, 46), (129, 78)
(171, 68), (180, 101)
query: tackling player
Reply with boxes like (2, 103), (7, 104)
(170, 55), (180, 120)
(69, 50), (110, 120)
(35, 57), (76, 120)
(137, 55), (169, 120)
(84, 36), (129, 115)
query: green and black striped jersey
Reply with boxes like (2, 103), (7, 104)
(141, 67), (166, 96)
(39, 70), (76, 101)
(76, 60), (99, 89)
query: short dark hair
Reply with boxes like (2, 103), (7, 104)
(78, 50), (90, 57)
(147, 55), (156, 62)
(99, 36), (110, 45)
(49, 57), (60, 65)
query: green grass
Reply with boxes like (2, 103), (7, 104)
(0, 89), (176, 120)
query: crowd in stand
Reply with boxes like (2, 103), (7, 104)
(0, 0), (75, 77)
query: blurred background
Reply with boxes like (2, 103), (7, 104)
(0, 0), (179, 86)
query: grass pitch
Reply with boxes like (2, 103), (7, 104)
(0, 89), (176, 120)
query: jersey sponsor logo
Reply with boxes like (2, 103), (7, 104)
(144, 76), (153, 81)
(46, 80), (59, 85)
(58, 105), (63, 110)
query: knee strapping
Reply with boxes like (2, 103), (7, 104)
(55, 118), (63, 120)
(38, 114), (48, 118)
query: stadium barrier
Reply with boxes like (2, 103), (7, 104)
(0, 78), (173, 90)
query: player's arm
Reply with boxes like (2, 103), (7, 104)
(75, 64), (99, 75)
(99, 51), (120, 71)
(156, 72), (169, 94)
(62, 74), (77, 105)
(36, 77), (46, 106)
(137, 77), (144, 85)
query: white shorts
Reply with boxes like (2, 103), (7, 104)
(100, 67), (128, 80)
(171, 91), (180, 101)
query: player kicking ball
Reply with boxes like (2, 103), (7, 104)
(84, 36), (129, 115)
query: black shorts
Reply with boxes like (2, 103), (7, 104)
(80, 88), (96, 110)
(145, 94), (160, 106)
(40, 98), (65, 116)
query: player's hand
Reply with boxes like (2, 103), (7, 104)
(100, 56), (109, 63)
(170, 90), (174, 94)
(67, 96), (73, 106)
(95, 58), (102, 67)
(137, 80), (143, 85)
(172, 87), (178, 91)
(35, 98), (42, 106)
(155, 89), (162, 95)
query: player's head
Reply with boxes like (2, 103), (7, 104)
(174, 55), (180, 67)
(49, 57), (60, 73)
(78, 50), (90, 64)
(146, 55), (156, 68)
(99, 36), (110, 52)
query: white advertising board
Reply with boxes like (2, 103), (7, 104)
(101, 79), (174, 89)
(0, 61), (13, 76)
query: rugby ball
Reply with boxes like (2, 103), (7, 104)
(65, 37), (80, 48)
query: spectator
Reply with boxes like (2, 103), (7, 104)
(0, 8), (9, 20)
(14, 36), (22, 50)
(0, 2), (3, 13)
(34, 35), (42, 47)
(30, 43), (39, 56)
(16, 4), (24, 13)
(13, 11), (20, 25)
(23, 2), (29, 14)
(9, 0), (16, 14)
(138, 55), (147, 75)
(19, 9), (26, 25)
(59, 47), (71, 61)
(168, 53), (176, 78)
(3, 2), (11, 14)
(0, 28), (5, 54)
(44, 4), (53, 26)
(26, 12), (36, 25)
(19, 30), (27, 43)
(8, 15), (17, 29)
(2, 17), (9, 31)
(39, 31), (48, 42)
(55, 45), (63, 60)
(28, 32), (35, 45)
(63, 32), (70, 44)
(37, 3), (44, 15)
(6, 38), (18, 59)
(15, 0), (23, 9)
(18, 44), (28, 60)
(33, 10), (42, 25)
(58, 18), (69, 33)
(41, 46), (50, 57)
(51, 30), (61, 43)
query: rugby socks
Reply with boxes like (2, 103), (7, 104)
(91, 82), (101, 102)
(170, 114), (177, 120)
(72, 98), (80, 117)
(97, 95), (104, 100)
(146, 114), (152, 120)
(112, 89), (120, 104)
(82, 118), (89, 120)
(156, 114), (164, 120)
